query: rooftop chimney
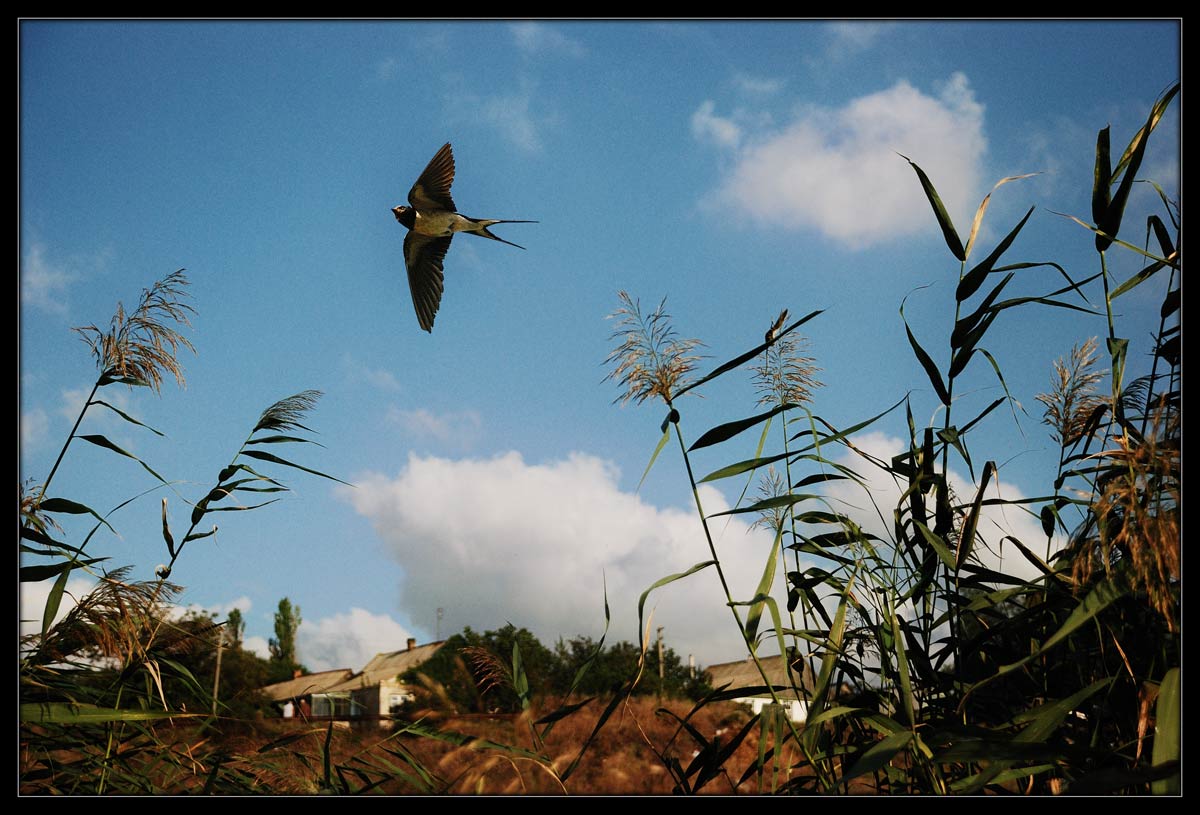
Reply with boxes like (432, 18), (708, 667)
(406, 637), (417, 652)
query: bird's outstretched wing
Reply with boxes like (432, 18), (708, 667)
(407, 142), (457, 213)
(404, 232), (453, 332)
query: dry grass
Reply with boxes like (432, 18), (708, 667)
(73, 269), (194, 393)
(604, 291), (704, 407)
(157, 697), (807, 795)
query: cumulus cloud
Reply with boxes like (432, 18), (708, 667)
(20, 573), (99, 640)
(243, 635), (271, 660)
(482, 92), (544, 153)
(691, 100), (742, 149)
(21, 243), (74, 314)
(510, 22), (587, 58)
(387, 406), (483, 449)
(821, 430), (1054, 584)
(697, 73), (987, 246)
(732, 73), (785, 97)
(298, 608), (417, 672)
(21, 407), (49, 448)
(342, 353), (401, 393)
(824, 22), (893, 55)
(342, 451), (783, 667)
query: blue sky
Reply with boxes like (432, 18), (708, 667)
(20, 21), (1180, 672)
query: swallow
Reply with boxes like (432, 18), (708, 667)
(393, 142), (536, 332)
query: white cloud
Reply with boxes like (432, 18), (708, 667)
(386, 406), (482, 448)
(20, 573), (99, 640)
(732, 73), (784, 96)
(21, 243), (74, 314)
(298, 608), (416, 672)
(483, 92), (543, 153)
(442, 69), (550, 153)
(342, 353), (401, 393)
(821, 430), (1055, 584)
(691, 100), (742, 149)
(699, 73), (988, 246)
(341, 451), (787, 668)
(21, 408), (49, 448)
(825, 22), (893, 55)
(510, 23), (587, 58)
(59, 387), (135, 437)
(243, 635), (271, 660)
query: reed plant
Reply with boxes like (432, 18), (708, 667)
(602, 84), (1180, 794)
(20, 271), (343, 793)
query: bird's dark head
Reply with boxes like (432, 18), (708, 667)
(392, 205), (416, 229)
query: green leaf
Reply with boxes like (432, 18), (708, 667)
(913, 521), (956, 570)
(890, 602), (915, 728)
(745, 528), (783, 642)
(21, 558), (105, 583)
(1151, 668), (1181, 795)
(699, 451), (792, 483)
(41, 568), (71, 641)
(1110, 258), (1168, 300)
(904, 322), (950, 406)
(956, 461), (995, 570)
(953, 270), (1013, 349)
(1092, 125), (1112, 225)
(1147, 213), (1175, 258)
(246, 434), (324, 446)
(708, 493), (820, 519)
(637, 561), (717, 650)
(77, 434), (169, 484)
(902, 154), (965, 260)
(674, 310), (824, 400)
(21, 702), (197, 724)
(1111, 83), (1178, 181)
(1107, 336), (1129, 394)
(960, 677), (1114, 794)
(1097, 86), (1176, 251)
(957, 206), (1035, 301)
(843, 730), (914, 781)
(183, 528), (219, 543)
(90, 399), (165, 436)
(239, 450), (350, 485)
(963, 176), (1038, 260)
(948, 311), (995, 379)
(803, 573), (852, 752)
(980, 580), (1126, 685)
(38, 497), (116, 534)
(689, 403), (799, 452)
(637, 427), (670, 492)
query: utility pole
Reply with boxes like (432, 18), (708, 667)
(656, 626), (664, 701)
(436, 607), (444, 640)
(211, 625), (225, 717)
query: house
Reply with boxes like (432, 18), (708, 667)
(260, 638), (444, 727)
(260, 668), (354, 719)
(322, 638), (445, 725)
(705, 653), (816, 723)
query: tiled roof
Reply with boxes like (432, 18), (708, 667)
(705, 653), (814, 696)
(260, 669), (354, 701)
(323, 641), (446, 693)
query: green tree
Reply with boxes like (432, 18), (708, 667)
(268, 597), (303, 682)
(403, 624), (556, 713)
(552, 637), (709, 700)
(226, 608), (245, 648)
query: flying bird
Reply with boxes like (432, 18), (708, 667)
(393, 142), (535, 332)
